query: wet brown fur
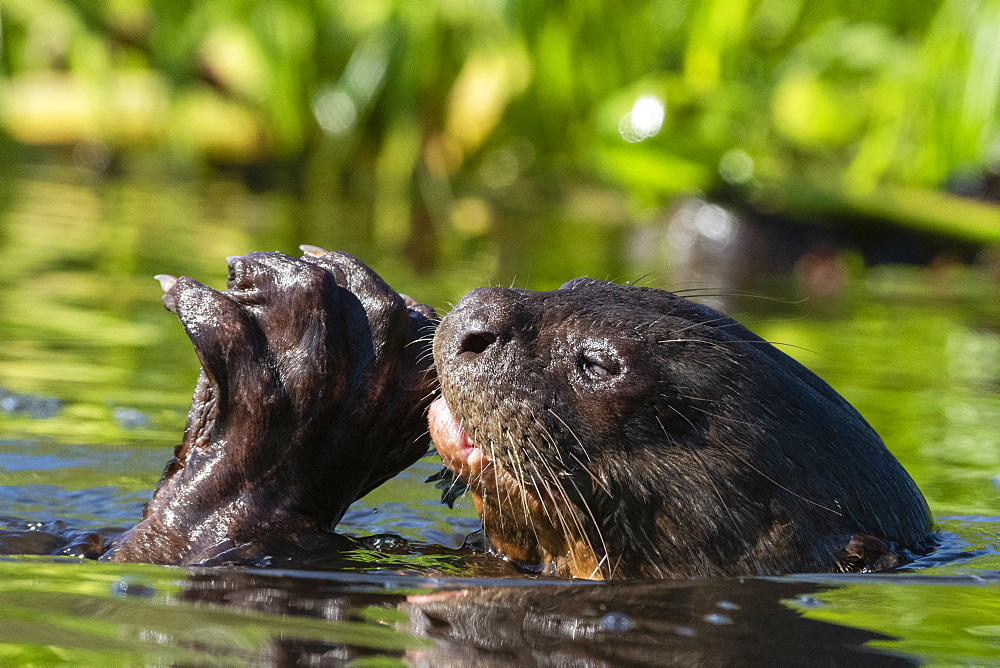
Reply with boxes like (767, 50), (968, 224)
(104, 251), (436, 564)
(433, 279), (934, 579)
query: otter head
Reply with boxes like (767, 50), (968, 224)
(105, 250), (436, 564)
(430, 279), (932, 579)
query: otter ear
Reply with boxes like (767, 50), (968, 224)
(835, 533), (906, 573)
(401, 293), (436, 321)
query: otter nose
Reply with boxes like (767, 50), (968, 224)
(441, 286), (521, 363)
(457, 329), (498, 358)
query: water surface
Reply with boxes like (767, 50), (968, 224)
(1, 166), (999, 664)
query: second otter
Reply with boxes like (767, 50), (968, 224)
(429, 279), (933, 579)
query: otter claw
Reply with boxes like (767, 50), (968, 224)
(299, 244), (329, 258)
(154, 274), (178, 292)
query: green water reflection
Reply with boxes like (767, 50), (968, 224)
(0, 558), (431, 665)
(787, 575), (1000, 664)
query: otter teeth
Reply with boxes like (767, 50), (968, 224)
(153, 274), (178, 292)
(299, 244), (329, 258)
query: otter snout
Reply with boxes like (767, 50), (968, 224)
(457, 329), (497, 358)
(432, 286), (535, 443)
(435, 286), (526, 364)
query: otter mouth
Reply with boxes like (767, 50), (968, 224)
(428, 396), (535, 505)
(428, 396), (607, 578)
(428, 396), (491, 483)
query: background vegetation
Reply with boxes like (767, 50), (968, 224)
(1, 6), (999, 664)
(2, 0), (1000, 275)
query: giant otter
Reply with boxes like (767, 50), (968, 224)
(429, 279), (934, 579)
(104, 249), (436, 564)
(99, 249), (932, 578)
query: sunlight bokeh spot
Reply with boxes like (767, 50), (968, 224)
(719, 149), (755, 184)
(313, 89), (356, 136)
(619, 95), (665, 143)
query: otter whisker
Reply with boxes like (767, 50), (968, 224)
(414, 359), (438, 376)
(532, 415), (569, 468)
(567, 451), (612, 498)
(564, 475), (611, 580)
(519, 438), (552, 560)
(415, 388), (441, 408)
(492, 430), (527, 560)
(668, 285), (809, 305)
(528, 453), (585, 573)
(657, 413), (745, 550)
(536, 413), (612, 498)
(504, 439), (529, 552)
(546, 409), (593, 464)
(519, 438), (576, 555)
(623, 272), (659, 287)
(514, 416), (551, 551)
(681, 404), (772, 429)
(503, 416), (535, 544)
(660, 315), (746, 336)
(517, 436), (563, 533)
(655, 337), (826, 358)
(481, 430), (510, 556)
(588, 553), (609, 580)
(675, 394), (727, 403)
(713, 442), (844, 517)
(524, 437), (602, 578)
(670, 402), (844, 517)
(536, 409), (614, 576)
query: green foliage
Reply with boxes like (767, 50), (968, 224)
(0, 0), (998, 247)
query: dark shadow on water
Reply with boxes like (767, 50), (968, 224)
(5, 515), (1000, 664)
(175, 568), (920, 666)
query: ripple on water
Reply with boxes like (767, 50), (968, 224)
(0, 484), (149, 529)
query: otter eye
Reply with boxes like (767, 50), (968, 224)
(579, 352), (619, 380)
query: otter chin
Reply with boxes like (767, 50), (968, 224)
(430, 278), (934, 580)
(429, 395), (606, 578)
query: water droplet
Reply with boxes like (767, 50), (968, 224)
(703, 613), (732, 625)
(111, 580), (155, 599)
(794, 595), (826, 609)
(600, 611), (634, 633)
